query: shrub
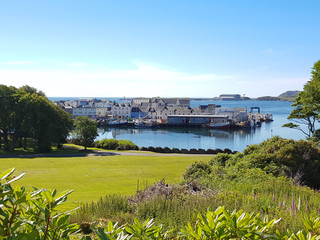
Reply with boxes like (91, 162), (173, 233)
(238, 136), (320, 188)
(95, 138), (118, 150)
(184, 161), (212, 179)
(0, 168), (78, 239)
(209, 153), (233, 166)
(95, 139), (138, 150)
(140, 147), (148, 151)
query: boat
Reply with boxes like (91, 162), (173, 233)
(134, 120), (154, 128)
(209, 122), (231, 129)
(107, 119), (128, 127)
(262, 113), (273, 122)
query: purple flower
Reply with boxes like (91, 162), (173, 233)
(273, 193), (275, 202)
(292, 197), (295, 210)
(306, 203), (309, 211)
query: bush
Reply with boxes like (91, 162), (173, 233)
(140, 147), (148, 151)
(95, 139), (138, 150)
(209, 153), (233, 166)
(95, 138), (118, 150)
(0, 168), (78, 239)
(238, 136), (320, 188)
(184, 161), (212, 179)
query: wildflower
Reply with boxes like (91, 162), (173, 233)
(306, 203), (309, 211)
(272, 193), (275, 202)
(292, 197), (295, 211)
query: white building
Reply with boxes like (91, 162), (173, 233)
(111, 103), (132, 118)
(73, 107), (96, 118)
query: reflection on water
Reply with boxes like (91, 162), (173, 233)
(96, 101), (307, 152)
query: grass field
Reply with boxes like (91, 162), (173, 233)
(0, 154), (212, 209)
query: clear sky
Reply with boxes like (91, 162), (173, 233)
(0, 1), (319, 98)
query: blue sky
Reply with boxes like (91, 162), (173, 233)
(0, 1), (319, 98)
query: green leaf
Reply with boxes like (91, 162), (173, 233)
(0, 168), (15, 181)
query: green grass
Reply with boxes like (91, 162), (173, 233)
(0, 154), (212, 209)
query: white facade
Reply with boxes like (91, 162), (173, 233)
(73, 107), (96, 118)
(111, 103), (132, 118)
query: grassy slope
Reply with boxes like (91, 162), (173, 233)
(0, 155), (212, 208)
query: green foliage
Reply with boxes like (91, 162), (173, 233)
(284, 60), (320, 137)
(0, 168), (78, 239)
(192, 137), (320, 189)
(73, 116), (98, 150)
(78, 206), (320, 239)
(0, 84), (73, 152)
(94, 139), (138, 150)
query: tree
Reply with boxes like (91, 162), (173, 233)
(73, 116), (98, 150)
(0, 85), (18, 150)
(283, 60), (320, 137)
(0, 84), (73, 152)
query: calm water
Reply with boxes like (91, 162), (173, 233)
(95, 100), (307, 152)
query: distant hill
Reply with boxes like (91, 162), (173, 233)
(256, 96), (281, 101)
(278, 90), (300, 101)
(255, 91), (301, 102)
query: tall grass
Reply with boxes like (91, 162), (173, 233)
(72, 177), (320, 233)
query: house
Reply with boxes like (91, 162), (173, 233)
(131, 107), (147, 118)
(111, 103), (132, 118)
(73, 107), (96, 118)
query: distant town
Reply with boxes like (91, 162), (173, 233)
(54, 94), (279, 129)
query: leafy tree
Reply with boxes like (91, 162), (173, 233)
(283, 60), (320, 137)
(18, 84), (46, 97)
(73, 116), (98, 150)
(0, 85), (18, 150)
(0, 84), (73, 152)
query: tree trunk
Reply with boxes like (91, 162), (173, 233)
(23, 136), (27, 150)
(3, 130), (9, 151)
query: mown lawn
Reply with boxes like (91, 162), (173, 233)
(0, 154), (212, 209)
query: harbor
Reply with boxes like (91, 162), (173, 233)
(54, 97), (273, 130)
(94, 100), (305, 152)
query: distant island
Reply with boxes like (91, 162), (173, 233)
(256, 90), (300, 102)
(192, 91), (301, 102)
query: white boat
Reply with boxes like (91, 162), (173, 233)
(134, 120), (154, 128)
